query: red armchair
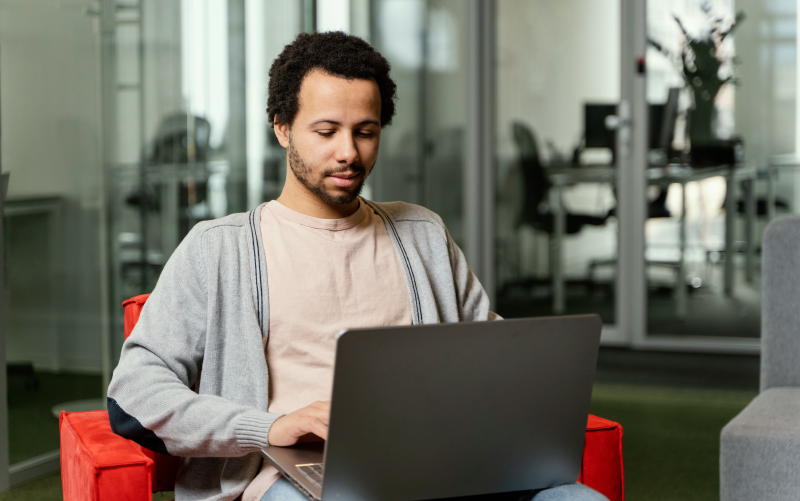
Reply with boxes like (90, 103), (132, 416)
(60, 294), (624, 500)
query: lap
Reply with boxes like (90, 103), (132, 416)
(260, 477), (309, 501)
(443, 483), (608, 501)
(260, 478), (608, 501)
(530, 483), (609, 501)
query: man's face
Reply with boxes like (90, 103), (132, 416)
(276, 70), (382, 206)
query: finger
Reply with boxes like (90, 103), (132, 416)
(296, 416), (328, 439)
(288, 416), (319, 437)
(303, 407), (330, 424)
(309, 418), (328, 440)
(311, 400), (331, 411)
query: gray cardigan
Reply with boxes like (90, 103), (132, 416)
(107, 200), (497, 501)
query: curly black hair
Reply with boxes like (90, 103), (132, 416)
(267, 31), (397, 128)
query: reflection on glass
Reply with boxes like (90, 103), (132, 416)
(1, 0), (109, 464)
(644, 0), (791, 338)
(370, 0), (468, 245)
(0, 0), (303, 465)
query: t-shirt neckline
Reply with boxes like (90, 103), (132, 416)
(265, 198), (368, 231)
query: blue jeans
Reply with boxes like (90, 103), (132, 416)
(261, 476), (609, 501)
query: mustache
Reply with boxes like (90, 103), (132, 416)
(321, 164), (367, 177)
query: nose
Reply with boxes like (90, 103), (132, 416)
(334, 131), (359, 166)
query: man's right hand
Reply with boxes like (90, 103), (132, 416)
(268, 401), (330, 447)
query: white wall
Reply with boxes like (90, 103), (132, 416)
(496, 0), (621, 160)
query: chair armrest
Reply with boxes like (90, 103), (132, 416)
(60, 410), (623, 500)
(579, 415), (624, 501)
(60, 410), (153, 501)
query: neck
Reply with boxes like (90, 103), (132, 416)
(276, 170), (361, 219)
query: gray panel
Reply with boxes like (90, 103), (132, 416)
(720, 388), (800, 501)
(761, 216), (800, 390)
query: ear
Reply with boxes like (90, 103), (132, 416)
(273, 117), (290, 148)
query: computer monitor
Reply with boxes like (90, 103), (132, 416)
(649, 105), (664, 149)
(584, 92), (678, 165)
(584, 104), (617, 150)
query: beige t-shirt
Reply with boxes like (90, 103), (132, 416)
(243, 199), (413, 500)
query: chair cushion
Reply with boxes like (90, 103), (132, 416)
(61, 409), (623, 500)
(720, 387), (800, 501)
(122, 294), (149, 340)
(581, 415), (624, 501)
(60, 410), (153, 501)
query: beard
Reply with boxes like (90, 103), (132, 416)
(287, 136), (368, 206)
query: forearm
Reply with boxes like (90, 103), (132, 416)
(108, 344), (283, 457)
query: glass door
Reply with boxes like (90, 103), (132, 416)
(370, 0), (470, 247)
(0, 0), (108, 476)
(641, 0), (796, 349)
(493, 0), (622, 334)
(0, 0), (305, 486)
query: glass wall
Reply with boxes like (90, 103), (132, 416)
(0, 0), (306, 470)
(0, 0), (469, 473)
(106, 0), (304, 365)
(493, 0), (620, 324)
(644, 0), (796, 339)
(0, 0), (108, 464)
(370, 0), (469, 245)
(2, 0), (791, 485)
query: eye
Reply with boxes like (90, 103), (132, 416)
(357, 131), (375, 138)
(317, 131), (334, 137)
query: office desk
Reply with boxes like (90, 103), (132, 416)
(546, 163), (757, 316)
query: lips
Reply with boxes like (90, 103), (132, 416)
(328, 171), (361, 188)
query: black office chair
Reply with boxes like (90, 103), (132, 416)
(496, 123), (611, 303)
(149, 112), (212, 164)
(512, 122), (609, 234)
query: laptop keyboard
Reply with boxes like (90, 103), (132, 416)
(296, 463), (325, 488)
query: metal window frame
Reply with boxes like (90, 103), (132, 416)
(616, 0), (648, 348)
(465, 0), (497, 304)
(619, 0), (760, 355)
(0, 42), (9, 493)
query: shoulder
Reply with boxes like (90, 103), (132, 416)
(195, 210), (253, 232)
(180, 209), (257, 252)
(370, 201), (446, 236)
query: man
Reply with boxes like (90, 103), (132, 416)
(108, 32), (607, 501)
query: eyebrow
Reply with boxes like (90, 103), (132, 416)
(309, 119), (380, 127)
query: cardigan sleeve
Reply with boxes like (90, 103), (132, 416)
(445, 226), (502, 322)
(107, 224), (284, 457)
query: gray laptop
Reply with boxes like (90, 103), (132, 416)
(264, 315), (602, 501)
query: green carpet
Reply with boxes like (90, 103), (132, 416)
(1, 379), (756, 500)
(0, 474), (61, 501)
(589, 384), (756, 501)
(0, 476), (172, 501)
(8, 371), (102, 464)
